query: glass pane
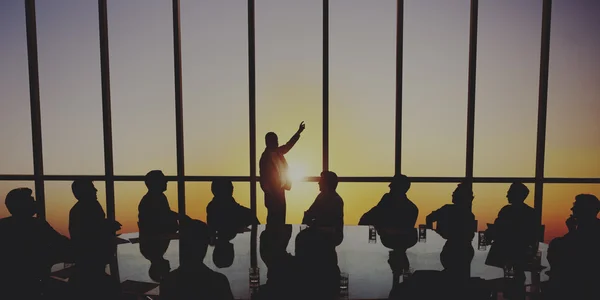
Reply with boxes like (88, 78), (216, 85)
(407, 183), (462, 226)
(36, 0), (105, 175)
(329, 0), (396, 176)
(0, 181), (36, 219)
(545, 1), (600, 177)
(185, 181), (251, 222)
(335, 183), (391, 225)
(255, 181), (317, 225)
(401, 0), (470, 177)
(472, 183), (535, 232)
(542, 184), (600, 243)
(115, 181), (179, 234)
(108, 0), (177, 175)
(473, 1), (542, 177)
(181, 0), (249, 176)
(0, 1), (33, 174)
(255, 0), (322, 178)
(45, 181), (107, 237)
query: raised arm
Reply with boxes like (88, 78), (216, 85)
(278, 121), (305, 154)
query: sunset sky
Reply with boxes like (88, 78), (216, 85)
(0, 0), (599, 242)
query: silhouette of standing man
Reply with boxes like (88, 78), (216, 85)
(260, 121), (305, 225)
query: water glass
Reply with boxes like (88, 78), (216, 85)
(249, 267), (260, 292)
(503, 264), (515, 279)
(368, 225), (377, 244)
(477, 231), (487, 251)
(402, 267), (414, 281)
(418, 224), (427, 242)
(339, 272), (349, 299)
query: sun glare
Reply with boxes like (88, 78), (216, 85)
(288, 164), (307, 183)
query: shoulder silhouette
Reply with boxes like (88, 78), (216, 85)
(207, 178), (258, 233)
(160, 219), (234, 300)
(0, 187), (71, 299)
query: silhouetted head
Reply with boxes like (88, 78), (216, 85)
(318, 171), (339, 192)
(452, 182), (474, 206)
(180, 219), (211, 264)
(71, 180), (98, 202)
(145, 170), (167, 192)
(213, 242), (235, 268)
(507, 182), (529, 204)
(148, 258), (171, 282)
(265, 132), (279, 149)
(260, 224), (293, 266)
(5, 188), (36, 218)
(571, 194), (600, 221)
(390, 174), (411, 195)
(211, 179), (234, 198)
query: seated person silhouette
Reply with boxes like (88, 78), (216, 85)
(360, 174), (418, 268)
(68, 180), (122, 299)
(546, 194), (600, 300)
(295, 225), (342, 300)
(302, 171), (344, 245)
(256, 224), (297, 300)
(426, 182), (476, 281)
(138, 170), (179, 282)
(0, 188), (71, 299)
(207, 178), (259, 233)
(160, 219), (234, 300)
(485, 182), (537, 291)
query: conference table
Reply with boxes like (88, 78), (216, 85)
(50, 225), (550, 299)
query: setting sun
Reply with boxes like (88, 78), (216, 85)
(288, 163), (308, 183)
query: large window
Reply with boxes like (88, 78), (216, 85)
(108, 0), (177, 176)
(329, 0), (396, 177)
(545, 0), (600, 178)
(401, 0), (471, 177)
(0, 0), (598, 250)
(37, 0), (105, 175)
(0, 0), (33, 175)
(473, 0), (542, 177)
(181, 0), (250, 176)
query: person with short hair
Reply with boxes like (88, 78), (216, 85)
(206, 178), (258, 232)
(0, 187), (70, 299)
(160, 220), (234, 299)
(546, 194), (600, 299)
(302, 171), (344, 229)
(259, 121), (306, 225)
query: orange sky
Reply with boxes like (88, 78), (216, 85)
(1, 180), (598, 243)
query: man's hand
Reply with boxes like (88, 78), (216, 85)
(566, 215), (577, 232)
(298, 121), (305, 133)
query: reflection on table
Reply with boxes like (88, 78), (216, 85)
(48, 225), (549, 299)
